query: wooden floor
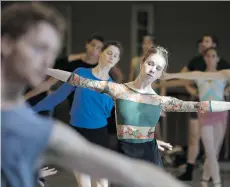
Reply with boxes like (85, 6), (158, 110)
(43, 162), (230, 187)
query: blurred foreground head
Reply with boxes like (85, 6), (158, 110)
(1, 2), (66, 87)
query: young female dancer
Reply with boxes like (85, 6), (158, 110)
(33, 41), (122, 187)
(1, 3), (187, 187)
(129, 34), (166, 141)
(163, 47), (230, 187)
(46, 46), (230, 169)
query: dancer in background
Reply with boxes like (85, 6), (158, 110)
(177, 35), (230, 181)
(163, 47), (230, 187)
(33, 41), (121, 187)
(1, 3), (187, 187)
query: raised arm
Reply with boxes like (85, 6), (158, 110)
(161, 96), (230, 113)
(45, 121), (187, 187)
(163, 70), (230, 81)
(46, 68), (122, 98)
(24, 77), (59, 100)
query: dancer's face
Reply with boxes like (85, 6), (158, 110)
(99, 45), (120, 68)
(86, 39), (103, 59)
(201, 36), (215, 50)
(204, 49), (219, 68)
(140, 53), (166, 82)
(2, 22), (61, 87)
(142, 36), (154, 54)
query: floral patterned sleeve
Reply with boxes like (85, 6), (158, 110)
(161, 96), (209, 112)
(67, 72), (122, 98)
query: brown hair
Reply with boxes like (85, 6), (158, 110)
(141, 46), (169, 73)
(1, 2), (66, 39)
(101, 40), (123, 56)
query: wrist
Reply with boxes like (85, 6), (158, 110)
(200, 101), (210, 112)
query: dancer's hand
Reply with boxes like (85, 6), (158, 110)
(157, 140), (173, 151)
(39, 167), (57, 178)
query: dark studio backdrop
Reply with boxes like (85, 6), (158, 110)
(2, 1), (229, 80)
(51, 1), (230, 79)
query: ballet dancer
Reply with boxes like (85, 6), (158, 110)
(1, 2), (187, 187)
(33, 41), (120, 187)
(177, 35), (230, 181)
(163, 47), (230, 187)
(129, 34), (165, 140)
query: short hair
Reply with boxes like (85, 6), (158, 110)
(1, 2), (66, 39)
(101, 41), (123, 56)
(87, 33), (105, 43)
(141, 46), (169, 73)
(201, 34), (219, 47)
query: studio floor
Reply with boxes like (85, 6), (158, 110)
(42, 162), (230, 187)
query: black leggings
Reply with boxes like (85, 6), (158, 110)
(71, 125), (110, 149)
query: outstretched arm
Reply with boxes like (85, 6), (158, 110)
(163, 70), (230, 81)
(46, 68), (122, 98)
(33, 82), (75, 112)
(68, 53), (86, 62)
(45, 122), (187, 187)
(24, 77), (59, 100)
(161, 96), (230, 113)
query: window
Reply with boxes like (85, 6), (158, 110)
(131, 4), (154, 57)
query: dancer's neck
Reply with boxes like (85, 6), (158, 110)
(206, 64), (217, 72)
(92, 63), (111, 80)
(127, 75), (154, 94)
(1, 68), (26, 108)
(83, 53), (99, 65)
